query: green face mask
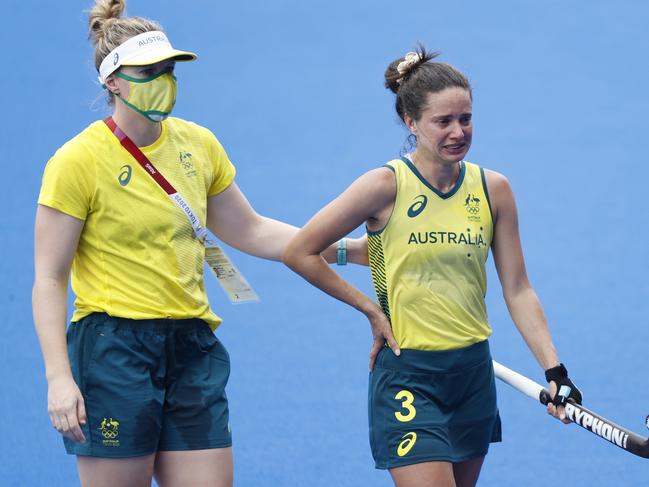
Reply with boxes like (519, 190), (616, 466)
(114, 70), (177, 122)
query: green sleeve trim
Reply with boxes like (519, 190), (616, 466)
(401, 156), (465, 199)
(480, 167), (494, 221)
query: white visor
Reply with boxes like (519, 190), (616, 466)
(98, 31), (196, 83)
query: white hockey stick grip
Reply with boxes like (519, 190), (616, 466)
(492, 360), (545, 402)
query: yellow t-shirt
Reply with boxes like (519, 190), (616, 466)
(38, 117), (236, 329)
(367, 157), (494, 350)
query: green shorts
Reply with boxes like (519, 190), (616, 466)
(64, 313), (232, 458)
(368, 340), (501, 469)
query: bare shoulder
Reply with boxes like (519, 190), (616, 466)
(341, 166), (397, 224)
(357, 166), (396, 185)
(483, 168), (511, 194)
(483, 169), (518, 222)
(354, 166), (396, 197)
(484, 168), (517, 204)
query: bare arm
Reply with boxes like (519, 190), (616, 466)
(487, 170), (575, 420)
(319, 233), (369, 266)
(344, 233), (369, 266)
(207, 182), (297, 261)
(487, 171), (559, 369)
(206, 181), (368, 264)
(283, 168), (400, 369)
(32, 204), (87, 442)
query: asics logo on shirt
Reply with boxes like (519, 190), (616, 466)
(118, 165), (132, 186)
(397, 432), (417, 457)
(407, 195), (428, 218)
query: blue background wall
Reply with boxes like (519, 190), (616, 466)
(2, 0), (648, 485)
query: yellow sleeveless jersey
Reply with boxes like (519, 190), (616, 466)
(38, 118), (235, 329)
(367, 157), (494, 350)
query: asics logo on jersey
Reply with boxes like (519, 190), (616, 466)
(118, 165), (132, 186)
(407, 195), (428, 218)
(397, 432), (417, 457)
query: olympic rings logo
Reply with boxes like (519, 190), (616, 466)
(101, 430), (119, 439)
(99, 418), (120, 439)
(466, 206), (479, 214)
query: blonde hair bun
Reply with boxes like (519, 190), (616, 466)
(88, 0), (126, 45)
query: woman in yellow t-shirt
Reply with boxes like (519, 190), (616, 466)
(284, 47), (582, 487)
(32, 1), (365, 485)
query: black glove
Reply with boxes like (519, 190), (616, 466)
(545, 363), (582, 406)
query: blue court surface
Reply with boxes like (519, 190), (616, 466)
(2, 1), (648, 485)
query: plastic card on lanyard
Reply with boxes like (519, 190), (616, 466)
(103, 117), (259, 304)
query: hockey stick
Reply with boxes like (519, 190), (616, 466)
(493, 360), (649, 459)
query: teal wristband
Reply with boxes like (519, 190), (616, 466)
(337, 238), (347, 266)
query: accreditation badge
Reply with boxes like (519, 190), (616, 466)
(204, 244), (259, 304)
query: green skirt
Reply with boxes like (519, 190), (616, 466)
(368, 340), (501, 469)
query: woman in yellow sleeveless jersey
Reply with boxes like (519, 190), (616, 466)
(283, 47), (582, 487)
(31, 1), (366, 485)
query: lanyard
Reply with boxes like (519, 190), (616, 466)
(103, 117), (259, 304)
(104, 116), (208, 243)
